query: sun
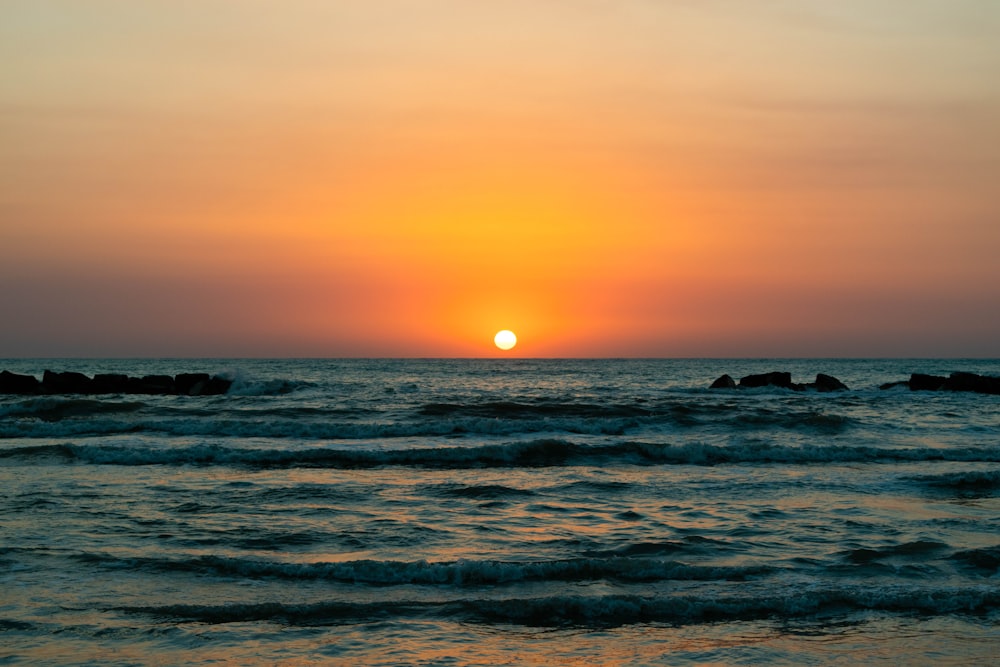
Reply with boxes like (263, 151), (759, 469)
(494, 330), (517, 351)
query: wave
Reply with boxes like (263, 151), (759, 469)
(949, 546), (1000, 574)
(840, 540), (950, 564)
(119, 584), (1000, 628)
(226, 378), (314, 397)
(726, 408), (851, 434)
(0, 396), (366, 431)
(431, 483), (538, 499)
(0, 414), (649, 439)
(75, 552), (773, 585)
(0, 395), (856, 439)
(419, 401), (654, 418)
(906, 470), (1000, 496)
(0, 397), (146, 422)
(583, 536), (729, 559)
(5, 440), (1000, 468)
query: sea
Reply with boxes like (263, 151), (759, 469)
(1, 358), (998, 666)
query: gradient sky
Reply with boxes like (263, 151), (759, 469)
(2, 1), (998, 357)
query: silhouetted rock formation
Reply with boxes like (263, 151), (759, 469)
(0, 370), (41, 394)
(880, 372), (1000, 395)
(0, 370), (232, 396)
(202, 375), (233, 395)
(943, 372), (1000, 394)
(814, 373), (849, 392)
(128, 375), (175, 394)
(709, 374), (736, 389)
(93, 374), (129, 394)
(42, 370), (93, 394)
(739, 372), (795, 389)
(175, 373), (211, 395)
(709, 371), (849, 392)
(909, 373), (947, 391)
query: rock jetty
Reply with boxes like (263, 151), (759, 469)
(709, 371), (849, 392)
(0, 370), (232, 396)
(708, 370), (999, 395)
(879, 372), (1000, 395)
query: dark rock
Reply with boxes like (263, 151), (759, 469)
(201, 375), (233, 396)
(709, 374), (736, 389)
(127, 375), (176, 395)
(175, 373), (211, 396)
(1, 369), (234, 395)
(739, 371), (795, 389)
(92, 373), (130, 394)
(879, 372), (1000, 394)
(42, 370), (94, 394)
(942, 372), (1000, 395)
(909, 373), (947, 391)
(814, 373), (848, 392)
(0, 370), (41, 394)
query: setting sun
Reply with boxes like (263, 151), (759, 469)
(494, 330), (517, 351)
(0, 1), (996, 361)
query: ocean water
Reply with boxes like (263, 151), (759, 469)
(2, 358), (999, 666)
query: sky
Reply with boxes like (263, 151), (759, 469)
(2, 0), (998, 358)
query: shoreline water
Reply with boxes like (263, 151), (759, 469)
(2, 358), (998, 665)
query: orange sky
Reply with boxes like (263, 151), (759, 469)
(2, 1), (998, 357)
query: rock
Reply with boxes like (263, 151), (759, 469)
(175, 373), (211, 396)
(127, 375), (176, 395)
(709, 374), (736, 389)
(715, 370), (849, 391)
(814, 373), (848, 392)
(201, 375), (233, 395)
(878, 372), (1000, 394)
(909, 374), (947, 391)
(942, 372), (1000, 395)
(0, 370), (41, 394)
(739, 371), (795, 389)
(92, 373), (130, 394)
(0, 369), (233, 396)
(42, 370), (94, 394)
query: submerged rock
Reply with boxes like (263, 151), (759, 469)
(879, 380), (909, 390)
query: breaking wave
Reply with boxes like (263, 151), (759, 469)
(4, 440), (1000, 468)
(75, 552), (773, 585)
(120, 584), (1000, 628)
(0, 394), (858, 439)
(906, 470), (1000, 496)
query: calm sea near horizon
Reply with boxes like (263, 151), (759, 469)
(2, 358), (999, 665)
